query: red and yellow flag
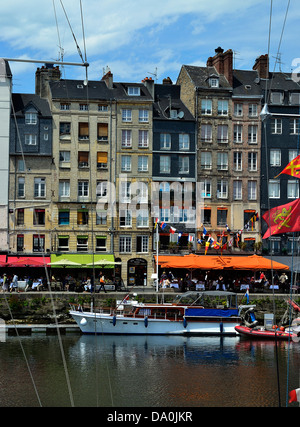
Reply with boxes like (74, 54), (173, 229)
(275, 154), (300, 178)
(262, 198), (300, 239)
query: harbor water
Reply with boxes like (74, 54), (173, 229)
(0, 332), (299, 408)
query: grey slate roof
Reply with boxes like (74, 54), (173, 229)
(49, 79), (153, 101)
(153, 84), (194, 120)
(181, 65), (232, 90)
(11, 93), (51, 117)
(232, 69), (262, 97)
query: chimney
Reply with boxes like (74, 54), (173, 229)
(142, 77), (154, 98)
(35, 64), (61, 98)
(162, 77), (173, 85)
(253, 54), (269, 79)
(102, 70), (113, 89)
(206, 47), (233, 86)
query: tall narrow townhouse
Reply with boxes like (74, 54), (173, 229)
(177, 48), (233, 251)
(9, 93), (53, 258)
(113, 77), (154, 286)
(258, 54), (300, 257)
(35, 65), (118, 269)
(0, 59), (12, 255)
(151, 78), (196, 254)
(231, 68), (262, 250)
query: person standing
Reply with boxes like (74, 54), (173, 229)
(2, 274), (8, 292)
(99, 271), (107, 293)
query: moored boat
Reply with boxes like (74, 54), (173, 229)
(235, 324), (295, 340)
(70, 291), (242, 336)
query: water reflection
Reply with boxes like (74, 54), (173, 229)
(0, 334), (299, 407)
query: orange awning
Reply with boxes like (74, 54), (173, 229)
(154, 254), (289, 271)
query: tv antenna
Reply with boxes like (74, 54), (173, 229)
(147, 67), (158, 83)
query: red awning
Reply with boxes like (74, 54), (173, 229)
(7, 256), (50, 267)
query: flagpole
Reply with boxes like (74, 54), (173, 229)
(156, 223), (159, 293)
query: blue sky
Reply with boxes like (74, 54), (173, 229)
(0, 0), (298, 93)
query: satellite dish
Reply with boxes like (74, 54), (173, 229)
(177, 111), (184, 119)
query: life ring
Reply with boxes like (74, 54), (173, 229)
(144, 316), (148, 328)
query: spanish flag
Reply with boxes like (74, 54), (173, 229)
(262, 198), (300, 239)
(275, 154), (300, 178)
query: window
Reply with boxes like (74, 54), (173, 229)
(122, 130), (132, 148)
(97, 181), (107, 198)
(97, 152), (108, 169)
(59, 180), (70, 198)
(160, 133), (171, 150)
(287, 180), (299, 199)
(290, 119), (300, 135)
(201, 180), (211, 198)
(96, 237), (107, 252)
(271, 92), (283, 104)
(78, 123), (89, 140)
(18, 160), (25, 171)
(248, 104), (258, 117)
(58, 210), (70, 225)
(289, 149), (298, 162)
(202, 208), (211, 225)
(179, 156), (189, 173)
(233, 180), (242, 200)
(160, 156), (171, 173)
(179, 134), (190, 150)
(139, 109), (149, 122)
(60, 103), (70, 110)
(269, 180), (280, 198)
(77, 236), (88, 251)
(138, 130), (149, 148)
(271, 118), (282, 134)
(160, 208), (170, 222)
(122, 109), (132, 122)
(248, 181), (257, 200)
(233, 124), (243, 143)
(119, 236), (131, 253)
(97, 123), (108, 141)
(34, 178), (45, 198)
(270, 149), (281, 167)
(96, 211), (107, 225)
(136, 236), (149, 253)
(120, 182), (131, 203)
(33, 235), (45, 252)
(138, 156), (148, 172)
(217, 125), (228, 143)
(121, 155), (131, 172)
(119, 210), (132, 227)
(25, 134), (37, 145)
(78, 181), (89, 198)
(77, 210), (89, 225)
(217, 100), (228, 116)
(136, 210), (149, 227)
(201, 124), (212, 142)
(128, 86), (140, 96)
(201, 152), (212, 170)
(248, 152), (257, 171)
(290, 93), (300, 105)
(217, 208), (227, 226)
(79, 104), (89, 111)
(98, 104), (108, 111)
(248, 125), (257, 143)
(17, 209), (24, 225)
(59, 151), (70, 167)
(60, 122), (71, 138)
(58, 236), (69, 251)
(17, 235), (24, 252)
(78, 151), (89, 168)
(233, 152), (242, 171)
(25, 112), (37, 124)
(217, 152), (228, 170)
(18, 177), (25, 198)
(209, 77), (219, 88)
(269, 238), (281, 254)
(234, 103), (243, 116)
(33, 209), (45, 225)
(201, 99), (212, 115)
(217, 180), (228, 199)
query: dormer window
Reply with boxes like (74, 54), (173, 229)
(271, 92), (283, 104)
(128, 86), (140, 96)
(208, 75), (219, 88)
(290, 93), (300, 105)
(25, 112), (37, 125)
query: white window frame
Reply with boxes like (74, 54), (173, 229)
(121, 155), (131, 172)
(78, 181), (89, 197)
(248, 152), (257, 171)
(18, 177), (25, 198)
(122, 109), (132, 122)
(271, 118), (282, 134)
(217, 179), (228, 199)
(25, 112), (37, 124)
(269, 180), (280, 198)
(160, 133), (171, 150)
(290, 119), (300, 135)
(217, 100), (228, 116)
(138, 130), (149, 148)
(119, 236), (132, 253)
(248, 181), (257, 200)
(179, 134), (190, 150)
(139, 109), (149, 122)
(234, 103), (243, 117)
(179, 156), (189, 174)
(25, 134), (37, 145)
(248, 104), (258, 117)
(233, 152), (242, 171)
(217, 152), (228, 170)
(119, 209), (132, 227)
(121, 130), (132, 148)
(201, 151), (212, 170)
(59, 180), (70, 198)
(138, 156), (148, 172)
(233, 124), (243, 143)
(248, 125), (257, 144)
(34, 178), (45, 198)
(233, 180), (242, 200)
(136, 210), (149, 228)
(217, 125), (228, 143)
(270, 149), (281, 167)
(201, 99), (212, 115)
(201, 124), (212, 142)
(128, 86), (140, 96)
(160, 155), (171, 173)
(287, 180), (299, 199)
(201, 179), (211, 198)
(136, 235), (149, 253)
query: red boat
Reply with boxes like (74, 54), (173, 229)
(235, 325), (295, 340)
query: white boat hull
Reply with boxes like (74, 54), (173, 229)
(70, 310), (240, 336)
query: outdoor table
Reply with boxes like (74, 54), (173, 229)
(196, 283), (205, 290)
(17, 281), (27, 291)
(269, 285), (279, 290)
(170, 282), (179, 289)
(240, 284), (249, 291)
